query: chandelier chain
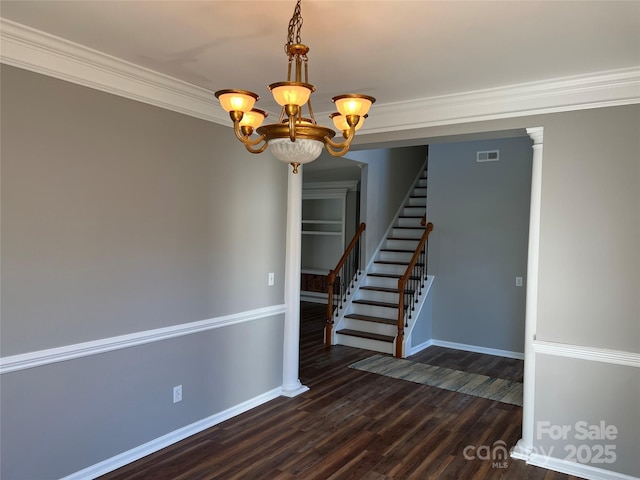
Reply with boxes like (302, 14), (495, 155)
(286, 0), (304, 53)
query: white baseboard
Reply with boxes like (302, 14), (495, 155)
(431, 339), (525, 360)
(528, 453), (639, 480)
(407, 339), (433, 356)
(61, 387), (283, 480)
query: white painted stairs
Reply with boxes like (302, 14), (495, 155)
(328, 165), (434, 357)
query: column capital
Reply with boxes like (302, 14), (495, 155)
(526, 126), (544, 146)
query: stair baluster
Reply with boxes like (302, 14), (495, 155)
(396, 220), (434, 358)
(326, 223), (366, 346)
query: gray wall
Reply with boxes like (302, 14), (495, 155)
(345, 146), (427, 264)
(358, 104), (640, 477)
(427, 137), (532, 353)
(0, 65), (288, 479)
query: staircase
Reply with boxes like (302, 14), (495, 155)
(328, 165), (433, 357)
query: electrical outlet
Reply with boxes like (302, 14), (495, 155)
(516, 277), (523, 287)
(268, 272), (275, 286)
(173, 385), (182, 403)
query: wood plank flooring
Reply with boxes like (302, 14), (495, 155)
(100, 303), (582, 480)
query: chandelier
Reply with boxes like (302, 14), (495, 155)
(214, 0), (375, 174)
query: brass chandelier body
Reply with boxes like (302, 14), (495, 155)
(215, 0), (375, 173)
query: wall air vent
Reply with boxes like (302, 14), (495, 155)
(477, 150), (500, 162)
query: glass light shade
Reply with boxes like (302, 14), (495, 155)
(330, 113), (366, 132)
(239, 109), (267, 129)
(269, 82), (314, 107)
(215, 89), (258, 113)
(268, 138), (323, 165)
(332, 94), (376, 117)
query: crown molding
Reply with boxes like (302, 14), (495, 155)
(0, 18), (229, 124)
(2, 18), (639, 132)
(361, 67), (640, 133)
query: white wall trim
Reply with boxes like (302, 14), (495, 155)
(527, 452), (639, 480)
(430, 339), (525, 360)
(0, 18), (229, 125)
(407, 339), (433, 357)
(362, 68), (640, 133)
(2, 18), (639, 133)
(60, 386), (283, 480)
(533, 340), (640, 368)
(303, 181), (360, 192)
(0, 304), (286, 375)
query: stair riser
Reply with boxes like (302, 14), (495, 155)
(334, 334), (394, 355)
(370, 263), (408, 276)
(417, 179), (427, 187)
(397, 217), (423, 228)
(365, 275), (401, 289)
(358, 289), (401, 304)
(403, 206), (426, 217)
(351, 303), (398, 320)
(413, 187), (427, 196)
(408, 197), (427, 207)
(386, 238), (420, 250)
(391, 228), (424, 239)
(378, 251), (414, 263)
(342, 318), (397, 337)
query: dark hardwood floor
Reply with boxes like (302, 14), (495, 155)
(100, 303), (581, 480)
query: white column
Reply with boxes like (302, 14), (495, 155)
(281, 165), (309, 397)
(512, 126), (544, 460)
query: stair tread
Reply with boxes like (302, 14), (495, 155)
(353, 299), (403, 309)
(387, 236), (421, 241)
(345, 313), (396, 325)
(360, 286), (415, 294)
(336, 329), (395, 343)
(393, 226), (426, 230)
(380, 248), (415, 253)
(368, 272), (421, 280)
(375, 260), (424, 266)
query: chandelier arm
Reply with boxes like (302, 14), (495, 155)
(233, 122), (268, 147)
(243, 141), (269, 154)
(323, 128), (356, 157)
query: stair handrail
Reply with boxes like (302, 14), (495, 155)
(326, 222), (366, 346)
(396, 221), (434, 357)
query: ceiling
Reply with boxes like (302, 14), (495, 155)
(2, 0), (639, 121)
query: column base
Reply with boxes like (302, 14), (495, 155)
(511, 438), (533, 461)
(281, 381), (309, 398)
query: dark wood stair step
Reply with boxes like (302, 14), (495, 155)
(380, 248), (415, 253)
(360, 285), (415, 295)
(394, 226), (426, 230)
(336, 329), (395, 343)
(368, 272), (420, 280)
(353, 299), (402, 309)
(345, 313), (396, 325)
(375, 260), (424, 267)
(386, 236), (421, 241)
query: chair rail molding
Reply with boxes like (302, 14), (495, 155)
(0, 304), (286, 374)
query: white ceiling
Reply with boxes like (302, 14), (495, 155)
(2, 0), (639, 120)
